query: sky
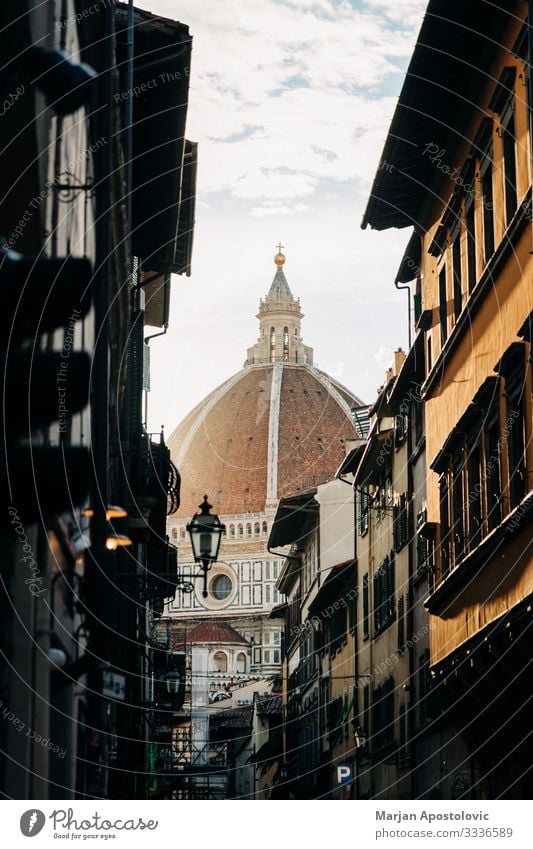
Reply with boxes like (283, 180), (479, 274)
(145, 0), (429, 436)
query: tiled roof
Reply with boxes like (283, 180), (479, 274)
(188, 621), (249, 645)
(211, 706), (253, 729)
(256, 695), (282, 715)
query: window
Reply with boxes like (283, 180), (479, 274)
(439, 474), (451, 579)
(416, 529), (429, 578)
(283, 326), (289, 361)
(398, 704), (408, 769)
(393, 494), (409, 552)
(270, 327), (276, 363)
(265, 563), (270, 580)
(452, 449), (465, 562)
(397, 595), (405, 653)
(452, 229), (463, 320)
(414, 388), (424, 445)
(395, 413), (408, 448)
(362, 685), (370, 756)
(212, 652), (227, 672)
(171, 528), (177, 540)
(254, 522), (260, 537)
(373, 554), (395, 634)
(238, 524), (243, 537)
(229, 524), (235, 538)
(418, 649), (430, 726)
(273, 649), (280, 664)
(467, 431), (484, 549)
(236, 653), (246, 673)
(501, 346), (527, 509)
(262, 521), (268, 535)
(373, 676), (394, 751)
(211, 574), (232, 600)
(357, 486), (369, 535)
(484, 394), (502, 531)
(329, 604), (347, 657)
(362, 573), (370, 640)
(465, 199), (477, 293)
(502, 109), (518, 225)
(348, 594), (356, 633)
(481, 151), (495, 263)
(246, 523), (252, 538)
(180, 528), (186, 540)
(265, 586), (271, 603)
(264, 650), (271, 663)
(438, 266), (447, 347)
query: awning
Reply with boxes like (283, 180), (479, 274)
(353, 423), (394, 486)
(361, 0), (513, 231)
(141, 271), (170, 329)
(267, 489), (318, 550)
(309, 560), (355, 613)
(335, 444), (366, 478)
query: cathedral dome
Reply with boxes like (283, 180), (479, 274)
(167, 250), (363, 518)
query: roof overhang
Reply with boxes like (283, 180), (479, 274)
(115, 5), (195, 277)
(362, 0), (516, 231)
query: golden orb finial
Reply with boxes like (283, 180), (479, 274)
(274, 241), (285, 267)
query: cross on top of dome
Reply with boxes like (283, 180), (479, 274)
(268, 243), (293, 302)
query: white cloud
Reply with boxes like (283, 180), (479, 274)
(153, 0), (423, 209)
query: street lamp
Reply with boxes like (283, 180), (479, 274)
(187, 495), (226, 598)
(354, 726), (367, 749)
(165, 671), (182, 695)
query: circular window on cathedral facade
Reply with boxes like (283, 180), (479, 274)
(211, 574), (232, 600)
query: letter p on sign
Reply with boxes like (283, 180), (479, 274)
(337, 765), (352, 785)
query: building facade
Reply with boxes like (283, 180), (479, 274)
(363, 0), (533, 799)
(0, 0), (195, 800)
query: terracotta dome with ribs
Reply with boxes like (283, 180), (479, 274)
(167, 364), (360, 517)
(166, 253), (362, 518)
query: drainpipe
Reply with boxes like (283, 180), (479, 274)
(395, 279), (412, 349)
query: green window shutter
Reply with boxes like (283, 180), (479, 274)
(362, 573), (369, 639)
(349, 593), (356, 633)
(372, 571), (380, 633)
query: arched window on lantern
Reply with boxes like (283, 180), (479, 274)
(212, 652), (227, 672)
(270, 327), (276, 363)
(236, 653), (247, 674)
(283, 326), (289, 361)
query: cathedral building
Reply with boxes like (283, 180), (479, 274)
(164, 248), (363, 684)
